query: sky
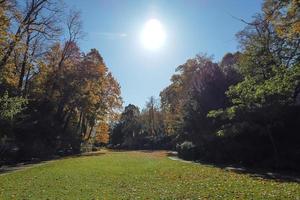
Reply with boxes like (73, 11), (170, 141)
(64, 0), (263, 109)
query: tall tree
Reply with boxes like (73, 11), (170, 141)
(142, 96), (162, 136)
(0, 0), (61, 71)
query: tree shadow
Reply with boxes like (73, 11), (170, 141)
(0, 160), (49, 175)
(0, 151), (106, 175)
(222, 166), (300, 183)
(166, 151), (300, 183)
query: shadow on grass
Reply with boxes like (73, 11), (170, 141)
(222, 166), (300, 183)
(2, 149), (299, 184)
(0, 151), (106, 175)
(166, 151), (300, 183)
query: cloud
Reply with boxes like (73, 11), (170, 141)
(91, 32), (127, 39)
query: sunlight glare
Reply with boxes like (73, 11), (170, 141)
(140, 19), (166, 50)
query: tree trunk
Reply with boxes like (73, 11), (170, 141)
(267, 125), (279, 167)
(63, 111), (72, 133)
(23, 65), (32, 97)
(81, 114), (87, 138)
(57, 97), (67, 120)
(18, 34), (31, 92)
(76, 111), (83, 131)
(85, 125), (94, 141)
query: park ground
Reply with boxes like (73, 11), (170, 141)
(0, 150), (299, 199)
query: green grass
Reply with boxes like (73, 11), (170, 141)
(0, 151), (299, 200)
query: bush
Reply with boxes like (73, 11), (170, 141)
(177, 141), (197, 160)
(92, 146), (98, 151)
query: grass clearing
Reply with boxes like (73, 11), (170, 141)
(0, 151), (299, 199)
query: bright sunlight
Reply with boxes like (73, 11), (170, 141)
(140, 19), (166, 50)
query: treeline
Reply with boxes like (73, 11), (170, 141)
(109, 97), (172, 150)
(110, 0), (300, 170)
(0, 0), (122, 164)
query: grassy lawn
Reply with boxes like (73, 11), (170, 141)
(0, 151), (299, 200)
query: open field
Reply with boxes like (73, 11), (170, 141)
(0, 151), (299, 199)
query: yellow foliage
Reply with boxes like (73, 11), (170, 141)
(95, 122), (110, 144)
(292, 21), (300, 34)
(1, 63), (18, 87)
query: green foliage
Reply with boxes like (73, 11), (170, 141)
(227, 65), (300, 109)
(205, 6), (300, 166)
(176, 141), (197, 160)
(0, 91), (27, 121)
(157, 0), (300, 170)
(109, 102), (173, 150)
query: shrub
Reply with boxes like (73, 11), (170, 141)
(177, 141), (197, 160)
(92, 146), (98, 152)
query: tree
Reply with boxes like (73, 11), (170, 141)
(264, 0), (300, 39)
(160, 54), (221, 138)
(109, 104), (141, 148)
(208, 0), (300, 166)
(120, 104), (141, 139)
(94, 122), (109, 145)
(0, 91), (27, 161)
(0, 0), (62, 71)
(0, 0), (123, 161)
(141, 96), (163, 136)
(182, 59), (229, 145)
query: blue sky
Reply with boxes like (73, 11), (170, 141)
(64, 0), (262, 109)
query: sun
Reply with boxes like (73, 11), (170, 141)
(140, 19), (166, 50)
